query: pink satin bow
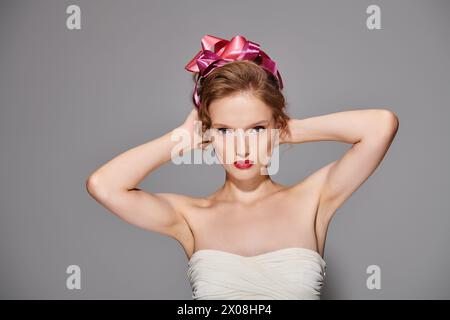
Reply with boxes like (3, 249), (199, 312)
(185, 34), (284, 108)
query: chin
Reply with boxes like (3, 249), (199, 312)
(225, 163), (265, 178)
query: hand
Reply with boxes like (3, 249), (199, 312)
(177, 107), (204, 150)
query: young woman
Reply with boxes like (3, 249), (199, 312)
(86, 35), (399, 300)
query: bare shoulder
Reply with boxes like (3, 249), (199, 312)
(153, 192), (205, 209)
(155, 192), (210, 217)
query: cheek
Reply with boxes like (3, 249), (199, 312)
(211, 137), (227, 164)
(266, 131), (274, 154)
(211, 134), (224, 151)
(255, 130), (279, 165)
(266, 128), (279, 154)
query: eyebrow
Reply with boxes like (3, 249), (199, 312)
(212, 120), (269, 129)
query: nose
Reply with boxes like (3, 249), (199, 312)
(235, 129), (249, 159)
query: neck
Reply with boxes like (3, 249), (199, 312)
(215, 172), (281, 205)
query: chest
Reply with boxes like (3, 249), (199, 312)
(186, 190), (319, 254)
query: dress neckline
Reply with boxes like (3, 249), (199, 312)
(188, 247), (325, 264)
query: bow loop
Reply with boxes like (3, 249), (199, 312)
(185, 34), (283, 108)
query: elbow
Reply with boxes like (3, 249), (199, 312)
(375, 109), (399, 138)
(86, 173), (109, 200)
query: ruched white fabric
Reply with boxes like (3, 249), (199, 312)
(187, 247), (327, 300)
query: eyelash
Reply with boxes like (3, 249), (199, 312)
(217, 126), (266, 135)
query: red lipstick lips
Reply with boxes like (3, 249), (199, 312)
(234, 159), (254, 169)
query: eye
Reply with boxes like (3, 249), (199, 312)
(217, 128), (233, 135)
(247, 126), (266, 134)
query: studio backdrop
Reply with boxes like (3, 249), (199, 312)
(0, 0), (449, 299)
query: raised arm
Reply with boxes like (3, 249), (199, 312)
(284, 108), (399, 228)
(85, 108), (201, 248)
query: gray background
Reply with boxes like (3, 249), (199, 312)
(0, 0), (449, 299)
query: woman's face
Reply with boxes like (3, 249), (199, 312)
(207, 93), (279, 179)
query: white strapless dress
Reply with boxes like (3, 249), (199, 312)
(187, 247), (326, 300)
